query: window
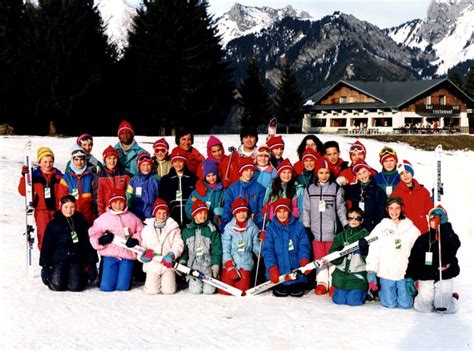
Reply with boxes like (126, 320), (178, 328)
(423, 96), (431, 105)
(310, 118), (326, 127)
(439, 95), (446, 105)
(339, 96), (347, 104)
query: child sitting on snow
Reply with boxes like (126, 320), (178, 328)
(179, 199), (222, 294)
(220, 197), (260, 295)
(139, 198), (184, 295)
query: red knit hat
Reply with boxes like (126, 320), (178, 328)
(102, 145), (119, 160)
(191, 199), (208, 217)
(170, 148), (188, 163)
(153, 138), (169, 153)
(379, 146), (398, 164)
(231, 197), (249, 216)
(76, 133), (93, 145)
(267, 135), (284, 150)
(315, 158), (330, 172)
(349, 140), (366, 157)
(117, 120), (134, 137)
(273, 198), (292, 213)
(108, 189), (126, 206)
(238, 157), (256, 175)
(276, 158), (293, 176)
(302, 148), (319, 162)
(137, 152), (152, 169)
(152, 198), (169, 216)
(352, 161), (372, 174)
(256, 144), (271, 156)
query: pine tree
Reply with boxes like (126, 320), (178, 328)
(124, 0), (233, 135)
(273, 59), (304, 134)
(23, 0), (116, 135)
(448, 71), (463, 89)
(464, 65), (474, 99)
(237, 56), (271, 129)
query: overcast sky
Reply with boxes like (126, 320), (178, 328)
(206, 0), (432, 28)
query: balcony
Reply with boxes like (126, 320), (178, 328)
(415, 104), (461, 116)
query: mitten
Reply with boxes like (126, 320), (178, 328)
(213, 207), (223, 217)
(269, 266), (280, 284)
(125, 237), (139, 248)
(259, 230), (266, 241)
(140, 249), (155, 263)
(87, 263), (98, 283)
(299, 259), (312, 276)
(211, 264), (220, 279)
(336, 176), (348, 186)
(405, 278), (417, 296)
(41, 266), (50, 286)
(224, 260), (239, 281)
(98, 231), (114, 246)
(358, 238), (369, 256)
(21, 165), (29, 176)
(367, 271), (378, 291)
(162, 252), (175, 269)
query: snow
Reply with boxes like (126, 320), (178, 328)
(1, 134), (472, 349)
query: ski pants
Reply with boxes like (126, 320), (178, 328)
(188, 276), (216, 295)
(100, 257), (134, 292)
(144, 270), (177, 295)
(34, 209), (55, 250)
(414, 279), (458, 314)
(48, 262), (85, 292)
(313, 241), (335, 288)
(332, 288), (367, 306)
(379, 278), (413, 309)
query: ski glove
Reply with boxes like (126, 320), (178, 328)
(98, 231), (114, 246)
(211, 264), (220, 279)
(259, 230), (266, 241)
(140, 249), (155, 263)
(224, 260), (240, 281)
(367, 271), (379, 291)
(269, 266), (280, 284)
(358, 238), (369, 256)
(213, 207), (223, 217)
(162, 252), (175, 269)
(125, 237), (139, 248)
(87, 263), (98, 283)
(299, 259), (312, 276)
(21, 165), (29, 176)
(405, 278), (417, 296)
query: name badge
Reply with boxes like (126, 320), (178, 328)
(176, 190), (182, 200)
(386, 186), (393, 196)
(123, 227), (130, 239)
(319, 200), (326, 212)
(289, 239), (294, 251)
(196, 244), (204, 257)
(425, 252), (433, 266)
(136, 187), (142, 197)
(359, 199), (365, 211)
(238, 240), (245, 252)
(44, 186), (51, 199)
(395, 238), (401, 250)
(72, 188), (79, 200)
(206, 201), (211, 209)
(71, 231), (79, 243)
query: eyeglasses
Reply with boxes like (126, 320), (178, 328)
(154, 148), (167, 154)
(347, 216), (362, 221)
(379, 146), (396, 157)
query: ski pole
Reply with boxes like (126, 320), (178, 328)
(254, 211), (267, 287)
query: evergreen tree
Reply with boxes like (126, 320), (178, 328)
(23, 0), (116, 135)
(124, 0), (233, 135)
(273, 59), (304, 133)
(237, 56), (271, 129)
(465, 65), (474, 99)
(448, 71), (463, 89)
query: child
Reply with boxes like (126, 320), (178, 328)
(303, 158), (347, 295)
(114, 120), (147, 176)
(179, 199), (222, 294)
(40, 195), (98, 291)
(365, 196), (420, 309)
(345, 161), (387, 232)
(323, 141), (349, 179)
(329, 207), (370, 305)
(139, 198), (184, 295)
(337, 140), (376, 187)
(185, 159), (224, 227)
(267, 135), (285, 168)
(126, 152), (160, 221)
(152, 138), (172, 180)
(254, 144), (277, 190)
(206, 135), (239, 188)
(392, 160), (433, 234)
(220, 197), (260, 295)
(65, 133), (102, 174)
(89, 190), (143, 292)
(373, 146), (400, 196)
(158, 148), (197, 227)
(18, 146), (65, 249)
(60, 145), (96, 225)
(405, 206), (460, 313)
(296, 148), (318, 189)
(262, 198), (311, 297)
(222, 157), (266, 230)
(95, 145), (131, 216)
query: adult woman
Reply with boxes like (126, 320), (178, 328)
(170, 128), (205, 176)
(294, 135), (324, 175)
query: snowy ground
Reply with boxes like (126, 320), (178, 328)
(0, 134), (472, 350)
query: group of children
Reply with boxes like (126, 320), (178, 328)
(19, 121), (461, 314)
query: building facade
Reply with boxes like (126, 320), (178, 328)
(302, 79), (473, 134)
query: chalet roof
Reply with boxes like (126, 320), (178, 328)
(305, 78), (473, 111)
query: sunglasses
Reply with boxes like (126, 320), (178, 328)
(154, 148), (167, 154)
(379, 147), (396, 157)
(347, 216), (362, 221)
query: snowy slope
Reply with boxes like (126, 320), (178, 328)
(0, 135), (472, 349)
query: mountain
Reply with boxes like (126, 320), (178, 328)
(225, 12), (435, 98)
(216, 3), (312, 47)
(386, 0), (474, 75)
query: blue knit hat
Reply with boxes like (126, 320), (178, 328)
(429, 205), (448, 224)
(202, 159), (219, 178)
(398, 159), (414, 176)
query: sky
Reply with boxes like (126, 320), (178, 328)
(206, 0), (432, 28)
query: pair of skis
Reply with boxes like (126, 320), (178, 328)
(246, 228), (394, 296)
(23, 141), (35, 277)
(111, 236), (244, 297)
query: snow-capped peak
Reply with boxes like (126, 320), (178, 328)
(216, 3), (312, 47)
